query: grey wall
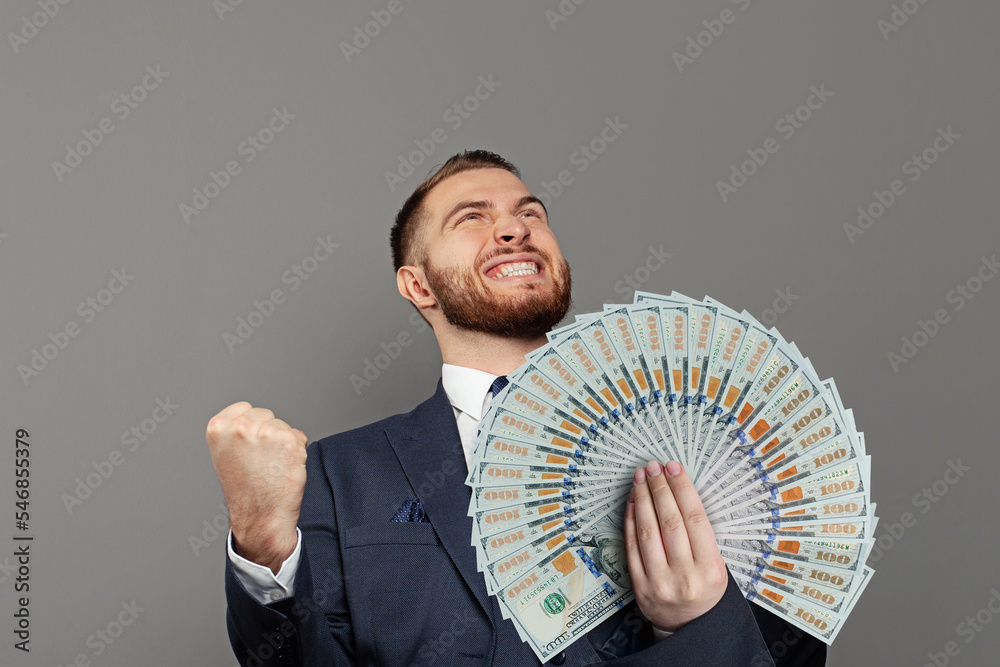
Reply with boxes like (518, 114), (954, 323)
(2, 1), (998, 665)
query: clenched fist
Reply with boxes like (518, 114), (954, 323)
(205, 401), (309, 573)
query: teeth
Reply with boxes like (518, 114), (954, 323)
(493, 261), (539, 278)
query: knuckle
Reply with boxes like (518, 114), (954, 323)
(679, 583), (700, 604)
(205, 418), (223, 442)
(660, 513), (684, 533)
(684, 507), (709, 526)
(708, 560), (728, 586)
(652, 580), (674, 600)
(667, 477), (693, 496)
(231, 416), (255, 440)
(649, 485), (671, 502)
(638, 524), (657, 542)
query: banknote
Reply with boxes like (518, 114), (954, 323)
(467, 294), (876, 657)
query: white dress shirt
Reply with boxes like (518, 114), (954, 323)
(227, 363), (672, 637)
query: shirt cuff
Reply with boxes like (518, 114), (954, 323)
(227, 528), (302, 604)
(651, 624), (675, 641)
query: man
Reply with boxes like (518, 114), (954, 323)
(206, 150), (827, 666)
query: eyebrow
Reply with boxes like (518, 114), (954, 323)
(442, 195), (549, 226)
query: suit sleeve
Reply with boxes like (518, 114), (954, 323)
(588, 570), (781, 666)
(749, 602), (828, 667)
(224, 442), (354, 666)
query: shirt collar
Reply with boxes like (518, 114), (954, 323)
(441, 363), (503, 421)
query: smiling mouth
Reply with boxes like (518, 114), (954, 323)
(486, 261), (541, 279)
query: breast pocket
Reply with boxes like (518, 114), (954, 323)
(343, 523), (490, 665)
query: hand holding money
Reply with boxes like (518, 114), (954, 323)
(205, 401), (308, 573)
(467, 292), (875, 659)
(625, 460), (728, 632)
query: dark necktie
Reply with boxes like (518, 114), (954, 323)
(489, 375), (509, 398)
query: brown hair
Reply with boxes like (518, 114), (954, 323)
(390, 149), (520, 273)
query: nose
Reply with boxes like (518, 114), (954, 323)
(494, 213), (530, 246)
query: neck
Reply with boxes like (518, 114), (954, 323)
(436, 327), (549, 376)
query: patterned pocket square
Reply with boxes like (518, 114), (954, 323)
(391, 497), (428, 523)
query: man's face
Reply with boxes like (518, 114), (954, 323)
(416, 168), (572, 338)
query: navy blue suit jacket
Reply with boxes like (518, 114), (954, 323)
(224, 380), (827, 666)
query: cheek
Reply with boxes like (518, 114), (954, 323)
(535, 232), (563, 259)
(431, 242), (484, 273)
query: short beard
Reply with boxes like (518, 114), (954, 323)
(424, 249), (572, 339)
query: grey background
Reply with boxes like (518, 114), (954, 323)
(2, 0), (998, 665)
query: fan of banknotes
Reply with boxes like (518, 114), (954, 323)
(466, 291), (876, 662)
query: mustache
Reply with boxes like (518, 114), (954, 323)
(476, 245), (552, 272)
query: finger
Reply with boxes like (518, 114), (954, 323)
(664, 461), (719, 563)
(214, 401), (253, 421)
(264, 422), (308, 451)
(623, 492), (649, 590)
(268, 420), (308, 447)
(645, 460), (693, 568)
(631, 465), (669, 576)
(241, 407), (276, 423)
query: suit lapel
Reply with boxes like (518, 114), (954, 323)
(384, 379), (494, 622)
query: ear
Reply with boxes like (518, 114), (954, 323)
(397, 265), (437, 311)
